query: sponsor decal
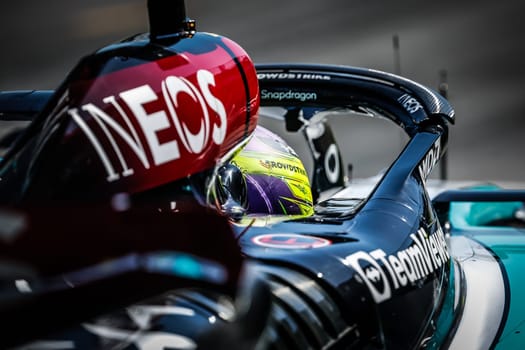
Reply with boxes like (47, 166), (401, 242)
(259, 159), (307, 176)
(398, 93), (423, 114)
(342, 226), (449, 303)
(418, 137), (441, 182)
(257, 72), (331, 80)
(253, 233), (331, 249)
(68, 69), (227, 183)
(260, 89), (317, 102)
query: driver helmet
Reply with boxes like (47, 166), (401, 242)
(214, 126), (314, 219)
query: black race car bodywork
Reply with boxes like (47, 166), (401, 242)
(1, 1), (525, 349)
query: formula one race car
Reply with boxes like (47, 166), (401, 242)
(1, 1), (525, 349)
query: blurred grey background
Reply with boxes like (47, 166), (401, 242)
(1, 0), (524, 182)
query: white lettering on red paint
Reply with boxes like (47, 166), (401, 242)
(68, 69), (226, 182)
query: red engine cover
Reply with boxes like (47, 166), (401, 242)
(64, 33), (259, 194)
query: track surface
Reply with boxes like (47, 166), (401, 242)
(1, 0), (524, 181)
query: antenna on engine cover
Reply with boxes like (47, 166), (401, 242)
(148, 0), (196, 42)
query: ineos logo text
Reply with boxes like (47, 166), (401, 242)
(398, 93), (423, 114)
(68, 69), (226, 182)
